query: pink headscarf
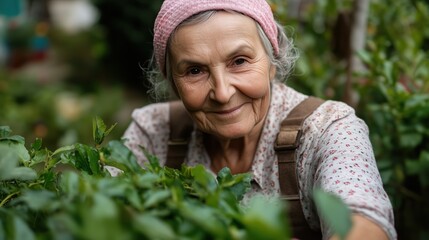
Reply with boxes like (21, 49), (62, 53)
(153, 0), (279, 76)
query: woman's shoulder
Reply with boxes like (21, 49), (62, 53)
(272, 82), (357, 123)
(301, 99), (363, 143)
(130, 102), (170, 133)
(131, 102), (169, 120)
(312, 100), (357, 124)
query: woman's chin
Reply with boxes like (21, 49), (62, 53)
(207, 125), (253, 140)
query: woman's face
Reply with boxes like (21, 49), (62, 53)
(169, 11), (275, 139)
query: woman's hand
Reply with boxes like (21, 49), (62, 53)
(329, 214), (389, 240)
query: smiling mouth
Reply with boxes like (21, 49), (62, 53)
(213, 104), (244, 115)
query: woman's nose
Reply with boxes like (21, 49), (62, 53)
(209, 69), (235, 104)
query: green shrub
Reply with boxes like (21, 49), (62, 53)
(0, 118), (352, 239)
(0, 70), (127, 149)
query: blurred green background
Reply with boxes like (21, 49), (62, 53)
(0, 0), (428, 239)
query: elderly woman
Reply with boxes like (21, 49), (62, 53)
(117, 0), (396, 239)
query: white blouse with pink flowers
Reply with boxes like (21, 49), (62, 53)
(116, 82), (396, 240)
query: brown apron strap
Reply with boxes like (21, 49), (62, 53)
(165, 100), (193, 169)
(275, 96), (324, 240)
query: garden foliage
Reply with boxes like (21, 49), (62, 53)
(0, 118), (287, 239)
(0, 70), (126, 149)
(0, 118), (353, 239)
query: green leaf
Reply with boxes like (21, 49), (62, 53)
(75, 144), (101, 175)
(191, 165), (217, 193)
(0, 145), (37, 181)
(0, 135), (25, 144)
(5, 167), (37, 181)
(0, 211), (36, 240)
(60, 171), (81, 201)
(0, 126), (12, 138)
(357, 50), (372, 65)
(0, 218), (5, 240)
(0, 139), (30, 162)
(78, 193), (125, 240)
(141, 146), (161, 171)
(10, 215), (36, 240)
(314, 189), (352, 239)
(104, 123), (117, 139)
(91, 193), (119, 219)
(0, 126), (24, 145)
(382, 61), (394, 85)
(217, 168), (251, 201)
(93, 116), (107, 145)
(29, 148), (49, 167)
(30, 138), (42, 151)
(134, 172), (160, 188)
(51, 145), (76, 158)
(46, 214), (76, 239)
(241, 195), (289, 240)
(95, 177), (143, 209)
(18, 190), (59, 211)
(178, 200), (227, 237)
(93, 116), (117, 145)
(399, 132), (423, 148)
(217, 167), (234, 182)
(143, 189), (171, 208)
(102, 140), (141, 173)
(73, 145), (92, 174)
(87, 147), (101, 175)
(133, 213), (176, 240)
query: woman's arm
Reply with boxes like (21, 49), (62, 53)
(300, 101), (396, 239)
(329, 214), (388, 240)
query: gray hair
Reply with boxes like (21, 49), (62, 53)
(145, 10), (299, 101)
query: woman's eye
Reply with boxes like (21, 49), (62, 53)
(188, 67), (201, 75)
(234, 58), (246, 66)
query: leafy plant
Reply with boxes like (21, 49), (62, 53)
(0, 70), (127, 149)
(0, 119), (291, 239)
(314, 188), (352, 240)
(0, 118), (352, 239)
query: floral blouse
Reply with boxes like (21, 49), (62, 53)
(115, 82), (396, 239)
